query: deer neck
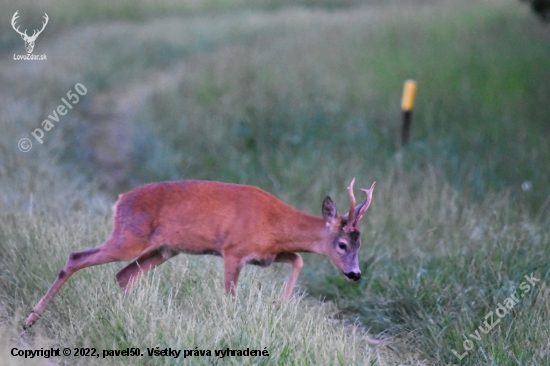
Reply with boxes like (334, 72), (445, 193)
(276, 210), (329, 255)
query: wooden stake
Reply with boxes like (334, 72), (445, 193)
(401, 80), (417, 146)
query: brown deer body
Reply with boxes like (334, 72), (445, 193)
(25, 179), (374, 328)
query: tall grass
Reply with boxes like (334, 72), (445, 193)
(0, 148), (376, 365)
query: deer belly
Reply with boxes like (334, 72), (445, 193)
(179, 248), (222, 257)
(242, 255), (275, 267)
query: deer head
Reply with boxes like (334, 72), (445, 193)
(322, 178), (375, 281)
(12, 11), (49, 54)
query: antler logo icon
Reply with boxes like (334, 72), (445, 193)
(11, 11), (49, 54)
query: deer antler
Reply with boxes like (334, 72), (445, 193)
(11, 11), (28, 38)
(346, 178), (356, 230)
(346, 180), (375, 230)
(356, 182), (375, 222)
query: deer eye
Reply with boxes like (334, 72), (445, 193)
(338, 242), (347, 250)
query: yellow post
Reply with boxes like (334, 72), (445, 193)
(401, 80), (417, 145)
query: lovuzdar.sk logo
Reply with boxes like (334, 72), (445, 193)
(12, 10), (48, 61)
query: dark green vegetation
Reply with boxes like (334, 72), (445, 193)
(1, 0), (549, 364)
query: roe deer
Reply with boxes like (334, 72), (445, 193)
(25, 179), (375, 327)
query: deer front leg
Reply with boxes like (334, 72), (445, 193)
(223, 255), (243, 298)
(274, 252), (303, 305)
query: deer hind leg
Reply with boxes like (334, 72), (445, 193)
(25, 234), (144, 328)
(116, 247), (177, 293)
(274, 252), (303, 306)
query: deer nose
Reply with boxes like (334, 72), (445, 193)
(344, 271), (361, 281)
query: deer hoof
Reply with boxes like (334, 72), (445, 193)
(24, 311), (40, 329)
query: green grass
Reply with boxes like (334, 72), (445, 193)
(0, 157), (376, 365)
(1, 0), (549, 364)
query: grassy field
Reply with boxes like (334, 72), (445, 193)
(1, 0), (549, 364)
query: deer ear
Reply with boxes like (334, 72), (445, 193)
(322, 196), (337, 223)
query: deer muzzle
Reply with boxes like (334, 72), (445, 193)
(344, 271), (361, 281)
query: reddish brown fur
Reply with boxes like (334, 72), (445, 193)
(113, 181), (325, 255)
(25, 180), (374, 328)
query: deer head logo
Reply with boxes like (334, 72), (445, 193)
(11, 11), (49, 54)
